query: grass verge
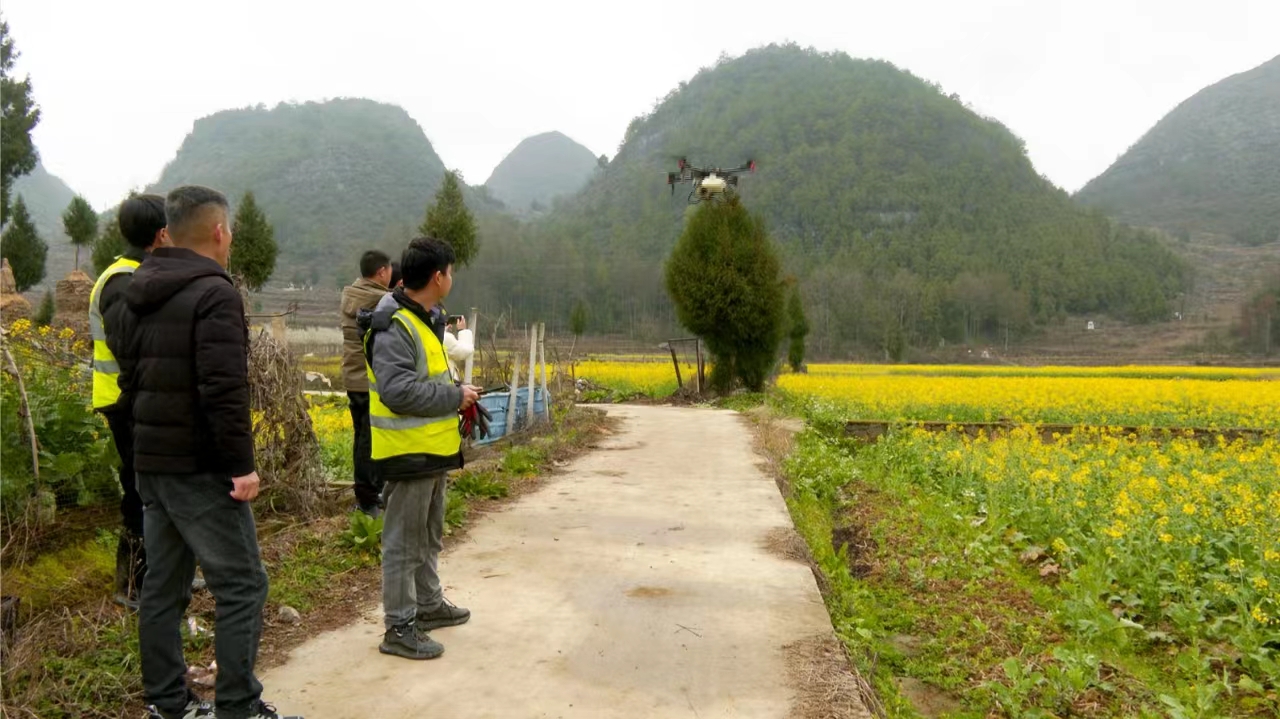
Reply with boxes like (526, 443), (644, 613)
(743, 395), (1279, 718)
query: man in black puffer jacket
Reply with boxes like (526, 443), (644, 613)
(111, 185), (301, 719)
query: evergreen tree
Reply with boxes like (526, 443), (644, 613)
(0, 195), (45, 290)
(61, 195), (97, 272)
(785, 282), (809, 372)
(665, 197), (784, 392)
(0, 18), (40, 226)
(33, 289), (53, 326)
(91, 214), (127, 275)
(420, 170), (477, 267)
(570, 299), (588, 338)
(228, 191), (278, 291)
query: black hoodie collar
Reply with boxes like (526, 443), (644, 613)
(391, 288), (445, 341)
(126, 247), (230, 315)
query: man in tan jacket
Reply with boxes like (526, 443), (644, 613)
(340, 250), (393, 515)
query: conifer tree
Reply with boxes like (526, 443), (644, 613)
(420, 171), (477, 267)
(228, 191), (278, 291)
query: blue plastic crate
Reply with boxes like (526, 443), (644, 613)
(473, 387), (549, 446)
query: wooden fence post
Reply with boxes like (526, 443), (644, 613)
(464, 308), (478, 385)
(538, 322), (549, 421)
(507, 340), (521, 434)
(526, 324), (537, 424)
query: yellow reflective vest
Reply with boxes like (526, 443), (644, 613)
(89, 256), (142, 409)
(365, 308), (461, 460)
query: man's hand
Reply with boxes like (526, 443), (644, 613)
(459, 384), (481, 411)
(230, 472), (261, 502)
(455, 316), (467, 331)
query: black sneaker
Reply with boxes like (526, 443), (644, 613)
(416, 598), (470, 631)
(246, 700), (303, 719)
(145, 696), (214, 719)
(379, 622), (444, 660)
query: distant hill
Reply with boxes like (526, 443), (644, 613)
(148, 98), (501, 287)
(484, 131), (599, 214)
(1076, 55), (1280, 245)
(458, 44), (1190, 353)
(11, 160), (78, 290)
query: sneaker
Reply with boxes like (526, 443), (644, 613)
(145, 696), (214, 719)
(246, 700), (304, 719)
(416, 597), (470, 631)
(379, 622), (444, 660)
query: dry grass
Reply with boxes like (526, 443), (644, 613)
(1, 600), (145, 719)
(784, 634), (876, 719)
(762, 526), (811, 564)
(248, 330), (333, 516)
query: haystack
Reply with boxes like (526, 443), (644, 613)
(248, 328), (327, 515)
(0, 260), (32, 325)
(51, 270), (92, 339)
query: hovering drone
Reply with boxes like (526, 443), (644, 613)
(667, 157), (756, 203)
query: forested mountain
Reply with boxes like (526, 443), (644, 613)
(11, 160), (77, 287)
(454, 45), (1190, 355)
(148, 98), (501, 287)
(484, 131), (599, 214)
(1076, 55), (1280, 245)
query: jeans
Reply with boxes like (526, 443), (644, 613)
(137, 473), (269, 719)
(382, 473), (447, 629)
(102, 407), (143, 537)
(347, 391), (382, 509)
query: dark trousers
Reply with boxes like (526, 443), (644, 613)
(102, 408), (144, 536)
(137, 473), (269, 719)
(348, 391), (382, 509)
(382, 473), (447, 629)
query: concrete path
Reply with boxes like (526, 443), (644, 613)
(260, 405), (840, 718)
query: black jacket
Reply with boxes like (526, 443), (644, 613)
(110, 247), (255, 476)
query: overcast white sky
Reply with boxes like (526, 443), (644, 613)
(4, 0), (1277, 210)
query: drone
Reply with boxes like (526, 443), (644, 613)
(666, 157), (756, 203)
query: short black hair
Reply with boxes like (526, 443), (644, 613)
(389, 261), (402, 289)
(400, 237), (455, 291)
(359, 250), (391, 279)
(165, 185), (229, 243)
(118, 194), (166, 249)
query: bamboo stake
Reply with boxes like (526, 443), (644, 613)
(538, 323), (549, 421)
(526, 324), (537, 424)
(1, 337), (40, 483)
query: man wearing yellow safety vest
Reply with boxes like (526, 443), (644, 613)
(363, 237), (480, 660)
(88, 194), (168, 610)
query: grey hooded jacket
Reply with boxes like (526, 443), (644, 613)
(366, 290), (463, 480)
